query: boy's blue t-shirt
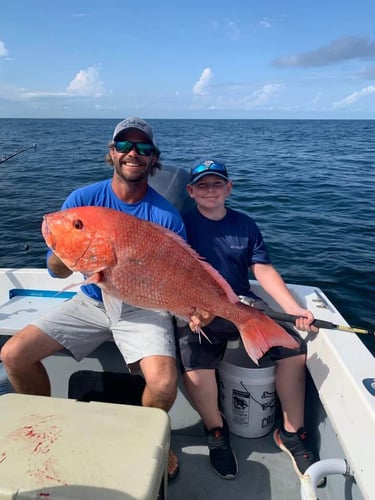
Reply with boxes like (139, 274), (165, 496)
(47, 179), (186, 301)
(182, 206), (271, 297)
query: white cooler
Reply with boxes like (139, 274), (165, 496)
(0, 394), (170, 499)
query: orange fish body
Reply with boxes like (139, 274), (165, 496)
(42, 206), (298, 363)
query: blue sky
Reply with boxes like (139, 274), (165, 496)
(1, 0), (375, 119)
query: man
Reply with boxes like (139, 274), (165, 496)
(1, 117), (184, 480)
(177, 158), (322, 482)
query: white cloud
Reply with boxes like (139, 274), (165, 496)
(332, 85), (375, 108)
(260, 18), (272, 29)
(0, 84), (25, 100)
(190, 81), (283, 111)
(312, 92), (322, 104)
(246, 83), (281, 107)
(66, 66), (106, 97)
(193, 68), (213, 96)
(72, 13), (90, 18)
(227, 20), (240, 40)
(0, 66), (108, 102)
(0, 40), (8, 57)
(210, 19), (240, 40)
(0, 84), (67, 101)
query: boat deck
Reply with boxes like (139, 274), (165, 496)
(166, 363), (331, 500)
(168, 427), (304, 500)
(1, 269), (372, 500)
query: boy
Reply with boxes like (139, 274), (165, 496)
(177, 158), (320, 481)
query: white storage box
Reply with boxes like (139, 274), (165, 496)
(0, 394), (170, 499)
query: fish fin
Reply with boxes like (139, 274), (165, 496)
(58, 282), (82, 294)
(102, 291), (123, 324)
(52, 272), (102, 296)
(238, 309), (299, 365)
(84, 272), (102, 285)
(61, 272), (101, 288)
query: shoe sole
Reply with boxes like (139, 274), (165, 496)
(210, 451), (239, 480)
(273, 429), (304, 477)
(273, 429), (326, 488)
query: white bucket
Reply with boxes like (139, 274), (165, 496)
(218, 344), (276, 438)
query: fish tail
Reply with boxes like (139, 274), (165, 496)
(237, 309), (299, 365)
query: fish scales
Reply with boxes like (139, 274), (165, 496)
(42, 206), (299, 363)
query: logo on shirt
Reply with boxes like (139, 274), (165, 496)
(230, 245), (245, 250)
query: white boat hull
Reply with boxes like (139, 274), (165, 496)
(0, 268), (374, 500)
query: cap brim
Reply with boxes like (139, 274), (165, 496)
(113, 127), (152, 143)
(189, 171), (229, 185)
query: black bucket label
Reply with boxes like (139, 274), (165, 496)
(218, 362), (277, 437)
(232, 389), (250, 424)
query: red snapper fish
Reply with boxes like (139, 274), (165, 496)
(41, 206), (298, 364)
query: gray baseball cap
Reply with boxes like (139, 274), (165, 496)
(112, 117), (156, 146)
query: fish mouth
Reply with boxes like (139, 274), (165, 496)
(41, 217), (56, 250)
(41, 215), (90, 271)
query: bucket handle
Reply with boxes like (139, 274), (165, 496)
(239, 381), (276, 411)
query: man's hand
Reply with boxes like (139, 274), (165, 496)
(47, 252), (73, 278)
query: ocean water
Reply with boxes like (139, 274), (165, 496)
(0, 118), (374, 351)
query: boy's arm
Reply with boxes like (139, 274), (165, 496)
(251, 262), (318, 332)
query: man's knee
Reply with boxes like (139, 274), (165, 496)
(1, 326), (60, 370)
(142, 358), (178, 403)
(150, 369), (177, 398)
(1, 336), (27, 370)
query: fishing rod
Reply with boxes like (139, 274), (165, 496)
(239, 297), (374, 336)
(0, 143), (38, 164)
(261, 310), (374, 336)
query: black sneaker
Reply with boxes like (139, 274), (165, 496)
(206, 420), (238, 479)
(273, 428), (326, 487)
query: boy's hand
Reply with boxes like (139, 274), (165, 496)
(291, 308), (319, 333)
(189, 310), (215, 331)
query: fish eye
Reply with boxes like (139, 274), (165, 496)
(73, 219), (84, 230)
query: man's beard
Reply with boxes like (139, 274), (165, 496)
(115, 162), (150, 183)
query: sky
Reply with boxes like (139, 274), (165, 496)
(1, 0), (375, 119)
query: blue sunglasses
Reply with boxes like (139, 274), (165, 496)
(114, 141), (155, 156)
(190, 160), (228, 178)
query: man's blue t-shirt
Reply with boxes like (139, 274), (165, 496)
(47, 179), (186, 301)
(182, 206), (271, 297)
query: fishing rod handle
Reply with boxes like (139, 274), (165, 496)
(311, 318), (337, 329)
(261, 310), (335, 329)
(264, 310), (373, 335)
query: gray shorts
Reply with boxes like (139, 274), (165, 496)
(33, 292), (176, 364)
